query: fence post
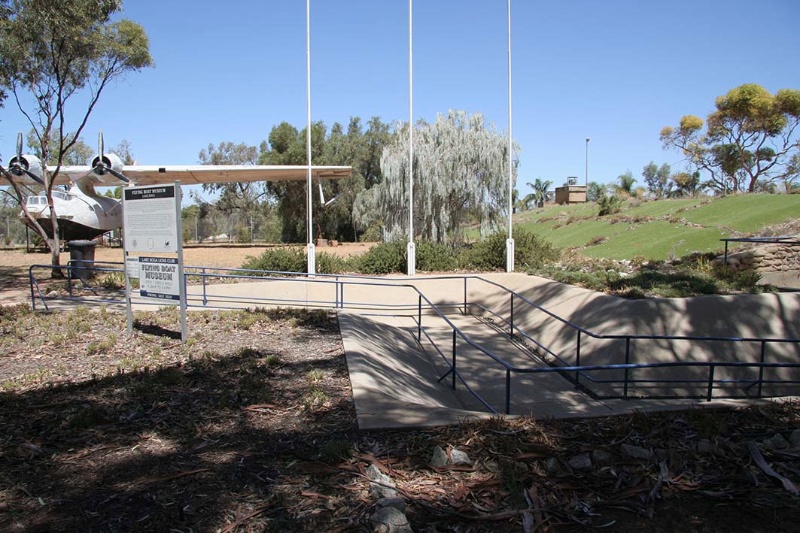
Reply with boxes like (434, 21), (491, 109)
(757, 340), (766, 397)
(707, 365), (716, 401)
(623, 337), (631, 399)
(451, 329), (457, 390)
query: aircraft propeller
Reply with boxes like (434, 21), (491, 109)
(7, 132), (45, 186)
(90, 130), (129, 183)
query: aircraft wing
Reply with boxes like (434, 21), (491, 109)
(20, 164), (352, 187)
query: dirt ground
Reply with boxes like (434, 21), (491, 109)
(1, 305), (800, 532)
(2, 246), (800, 530)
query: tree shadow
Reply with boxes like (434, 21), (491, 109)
(0, 324), (358, 531)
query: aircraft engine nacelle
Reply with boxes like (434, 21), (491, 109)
(7, 153), (43, 184)
(90, 152), (123, 179)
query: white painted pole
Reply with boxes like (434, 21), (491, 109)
(505, 0), (515, 272)
(306, 0), (315, 275)
(407, 0), (416, 276)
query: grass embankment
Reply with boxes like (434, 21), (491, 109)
(516, 194), (800, 260)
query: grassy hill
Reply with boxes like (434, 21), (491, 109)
(514, 194), (800, 261)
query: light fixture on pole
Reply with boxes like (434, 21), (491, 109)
(585, 137), (590, 189)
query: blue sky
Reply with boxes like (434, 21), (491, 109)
(1, 0), (799, 199)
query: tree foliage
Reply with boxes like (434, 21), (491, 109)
(614, 170), (637, 196)
(354, 110), (517, 244)
(258, 117), (394, 243)
(661, 84), (800, 193)
(0, 0), (152, 270)
(641, 161), (671, 199)
(525, 178), (552, 209)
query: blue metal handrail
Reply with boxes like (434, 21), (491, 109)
(25, 264), (800, 414)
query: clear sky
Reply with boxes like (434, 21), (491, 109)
(1, 0), (799, 198)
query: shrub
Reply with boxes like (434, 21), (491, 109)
(598, 194), (623, 216)
(241, 247), (306, 274)
(316, 252), (351, 274)
(465, 228), (559, 271)
(355, 240), (406, 275)
(416, 241), (458, 272)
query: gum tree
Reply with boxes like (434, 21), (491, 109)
(661, 84), (800, 194)
(0, 0), (152, 273)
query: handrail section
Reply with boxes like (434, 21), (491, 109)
(26, 264), (800, 414)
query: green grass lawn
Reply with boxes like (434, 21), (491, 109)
(517, 194), (800, 261)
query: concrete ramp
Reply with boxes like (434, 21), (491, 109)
(338, 312), (495, 429)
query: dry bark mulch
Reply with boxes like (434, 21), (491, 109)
(0, 305), (799, 532)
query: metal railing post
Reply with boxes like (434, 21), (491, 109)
(29, 267), (36, 311)
(451, 329), (457, 390)
(505, 368), (511, 414)
(575, 331), (581, 388)
(463, 277), (468, 315)
(201, 268), (208, 306)
(418, 295), (423, 342)
(509, 294), (514, 339)
(623, 337), (631, 399)
(757, 340), (766, 397)
(707, 365), (715, 401)
(67, 262), (73, 296)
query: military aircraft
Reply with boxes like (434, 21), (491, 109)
(4, 132), (350, 241)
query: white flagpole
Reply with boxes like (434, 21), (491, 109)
(505, 0), (515, 272)
(306, 0), (315, 275)
(407, 0), (416, 276)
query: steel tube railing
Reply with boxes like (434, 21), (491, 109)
(26, 265), (800, 414)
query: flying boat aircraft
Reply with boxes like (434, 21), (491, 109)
(3, 132), (350, 241)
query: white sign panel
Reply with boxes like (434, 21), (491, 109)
(123, 185), (179, 253)
(125, 256), (140, 279)
(139, 256), (180, 301)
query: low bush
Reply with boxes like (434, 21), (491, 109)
(465, 228), (560, 271)
(355, 240), (406, 275)
(598, 194), (623, 216)
(416, 241), (459, 272)
(316, 252), (352, 274)
(241, 247), (306, 274)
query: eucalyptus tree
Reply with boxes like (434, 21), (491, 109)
(198, 141), (262, 240)
(641, 161), (672, 199)
(355, 110), (517, 244)
(0, 0), (152, 273)
(25, 129), (93, 166)
(661, 84), (800, 193)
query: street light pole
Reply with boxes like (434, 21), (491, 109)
(585, 137), (590, 189)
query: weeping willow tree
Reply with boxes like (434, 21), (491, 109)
(354, 110), (518, 244)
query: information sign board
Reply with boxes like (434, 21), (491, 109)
(123, 185), (179, 253)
